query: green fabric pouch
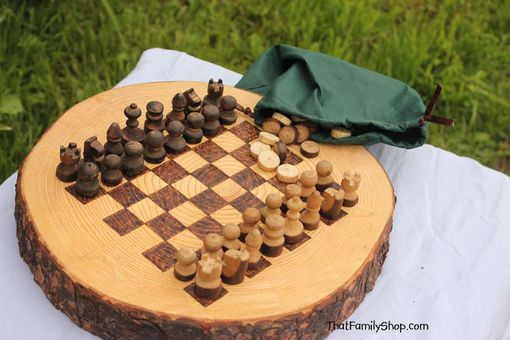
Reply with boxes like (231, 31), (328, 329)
(236, 44), (449, 149)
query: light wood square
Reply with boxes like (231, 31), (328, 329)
(118, 224), (164, 253)
(250, 182), (282, 202)
(145, 158), (168, 170)
(295, 159), (315, 173)
(173, 151), (208, 173)
(187, 136), (209, 148)
(210, 205), (243, 226)
(211, 179), (246, 202)
(212, 131), (246, 152)
(128, 198), (166, 223)
(81, 194), (124, 220)
(212, 155), (245, 177)
(171, 175), (208, 199)
(250, 164), (276, 180)
(168, 229), (204, 250)
(130, 171), (168, 196)
(169, 201), (206, 227)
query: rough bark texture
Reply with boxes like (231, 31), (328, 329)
(15, 167), (393, 340)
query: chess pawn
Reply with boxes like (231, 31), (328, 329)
(144, 101), (165, 134)
(121, 141), (144, 177)
(104, 122), (124, 157)
(56, 142), (81, 182)
(101, 154), (123, 187)
(174, 247), (197, 282)
(201, 104), (221, 137)
(75, 162), (100, 198)
(261, 193), (282, 224)
(194, 254), (223, 300)
(261, 214), (285, 257)
(300, 191), (322, 230)
(341, 171), (361, 207)
(121, 103), (145, 145)
(222, 223), (242, 252)
(165, 120), (187, 154)
(219, 95), (237, 125)
(83, 136), (105, 168)
(321, 187), (345, 220)
(183, 111), (204, 144)
(282, 184), (301, 213)
(299, 170), (318, 201)
(183, 88), (202, 113)
(245, 229), (263, 266)
(285, 196), (305, 244)
(238, 207), (261, 242)
(165, 92), (187, 124)
(221, 247), (250, 284)
(201, 233), (224, 260)
(203, 78), (224, 107)
(143, 130), (166, 164)
(316, 160), (334, 192)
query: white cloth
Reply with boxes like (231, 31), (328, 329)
(1, 48), (509, 340)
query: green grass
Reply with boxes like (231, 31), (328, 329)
(0, 0), (509, 183)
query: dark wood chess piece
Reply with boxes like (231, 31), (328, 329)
(105, 123), (124, 157)
(219, 95), (237, 125)
(202, 104), (221, 137)
(56, 142), (81, 182)
(122, 141), (144, 177)
(83, 136), (105, 168)
(121, 103), (145, 145)
(165, 92), (186, 124)
(144, 101), (165, 134)
(165, 120), (187, 154)
(203, 78), (224, 107)
(183, 88), (202, 113)
(144, 130), (166, 164)
(183, 112), (204, 144)
(101, 154), (123, 187)
(76, 162), (100, 198)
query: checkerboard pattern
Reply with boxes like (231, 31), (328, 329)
(63, 119), (344, 306)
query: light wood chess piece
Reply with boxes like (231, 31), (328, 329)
(221, 247), (250, 284)
(341, 171), (361, 207)
(260, 214), (285, 257)
(261, 193), (282, 224)
(316, 160), (334, 192)
(245, 229), (263, 267)
(300, 191), (322, 230)
(201, 233), (224, 260)
(282, 184), (301, 213)
(299, 170), (318, 200)
(285, 196), (305, 244)
(321, 188), (345, 220)
(222, 224), (242, 252)
(194, 254), (223, 300)
(174, 247), (197, 282)
(239, 208), (260, 242)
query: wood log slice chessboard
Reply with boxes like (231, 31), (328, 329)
(15, 81), (395, 340)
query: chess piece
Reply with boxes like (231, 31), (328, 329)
(272, 141), (287, 163)
(56, 142), (81, 182)
(221, 247), (250, 284)
(183, 111), (204, 144)
(165, 120), (187, 154)
(101, 154), (123, 187)
(183, 88), (202, 113)
(272, 112), (292, 126)
(83, 136), (105, 168)
(300, 191), (322, 230)
(75, 162), (100, 198)
(321, 188), (345, 220)
(294, 123), (310, 144)
(143, 130), (166, 164)
(249, 141), (270, 159)
(222, 223), (242, 252)
(194, 254), (223, 300)
(121, 141), (144, 177)
(277, 164), (299, 184)
(201, 104), (221, 137)
(238, 208), (261, 242)
(262, 117), (281, 136)
(174, 247), (197, 282)
(330, 126), (352, 139)
(299, 170), (318, 200)
(278, 126), (297, 145)
(261, 193), (282, 223)
(203, 78), (224, 107)
(144, 101), (165, 134)
(300, 140), (320, 158)
(284, 196), (305, 244)
(245, 229), (263, 266)
(121, 103), (145, 144)
(165, 93), (187, 123)
(258, 131), (279, 145)
(260, 214), (285, 257)
(201, 233), (224, 260)
(257, 150), (280, 172)
(282, 184), (302, 213)
(104, 123), (124, 157)
(219, 95), (237, 125)
(316, 160), (334, 192)
(341, 171), (361, 207)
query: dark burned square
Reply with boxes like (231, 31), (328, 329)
(103, 209), (143, 236)
(166, 146), (191, 160)
(230, 192), (264, 213)
(184, 283), (228, 307)
(188, 216), (223, 240)
(193, 140), (228, 163)
(108, 182), (146, 207)
(123, 166), (149, 181)
(231, 168), (265, 191)
(190, 189), (228, 215)
(147, 212), (186, 240)
(230, 144), (257, 167)
(191, 164), (228, 188)
(284, 233), (311, 251)
(246, 256), (272, 278)
(152, 160), (188, 185)
(149, 186), (187, 211)
(229, 121), (260, 143)
(142, 241), (178, 272)
(65, 184), (106, 204)
(268, 176), (287, 193)
(320, 210), (347, 226)
(285, 151), (303, 165)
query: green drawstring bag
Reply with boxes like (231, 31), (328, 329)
(235, 44), (451, 149)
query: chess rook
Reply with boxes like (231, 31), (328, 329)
(165, 120), (187, 154)
(201, 233), (224, 260)
(238, 207), (261, 242)
(104, 123), (124, 157)
(219, 95), (237, 125)
(260, 214), (285, 257)
(143, 130), (166, 164)
(56, 142), (81, 182)
(75, 162), (100, 198)
(300, 191), (322, 230)
(101, 154), (123, 187)
(174, 247), (197, 282)
(316, 160), (334, 192)
(121, 103), (145, 145)
(121, 141), (144, 177)
(203, 78), (224, 107)
(166, 92), (187, 123)
(194, 254), (223, 300)
(144, 101), (165, 134)
(342, 171), (361, 207)
(221, 248), (250, 284)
